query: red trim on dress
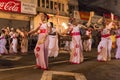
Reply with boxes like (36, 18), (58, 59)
(97, 60), (106, 62)
(36, 47), (40, 51)
(101, 34), (110, 38)
(39, 29), (46, 33)
(36, 65), (48, 70)
(35, 53), (39, 58)
(0, 37), (4, 39)
(116, 35), (120, 38)
(36, 65), (41, 69)
(70, 61), (80, 64)
(74, 52), (77, 57)
(71, 32), (80, 36)
(75, 44), (80, 48)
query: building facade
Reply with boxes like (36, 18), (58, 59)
(0, 0), (70, 32)
(0, 0), (36, 30)
(34, 0), (69, 33)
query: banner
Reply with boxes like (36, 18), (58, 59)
(103, 13), (118, 20)
(0, 0), (21, 13)
(79, 11), (90, 21)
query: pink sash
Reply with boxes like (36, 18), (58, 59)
(71, 32), (80, 36)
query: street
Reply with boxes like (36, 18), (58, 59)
(0, 48), (120, 80)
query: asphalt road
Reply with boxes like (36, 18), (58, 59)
(0, 49), (120, 80)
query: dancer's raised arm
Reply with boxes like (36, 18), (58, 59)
(28, 24), (41, 35)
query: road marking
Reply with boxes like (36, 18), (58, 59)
(0, 60), (68, 72)
(0, 65), (35, 72)
(0, 58), (88, 72)
(1, 56), (22, 61)
(41, 71), (87, 80)
(49, 60), (69, 64)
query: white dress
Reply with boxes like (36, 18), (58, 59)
(0, 34), (8, 54)
(9, 32), (18, 54)
(97, 28), (112, 61)
(48, 27), (59, 57)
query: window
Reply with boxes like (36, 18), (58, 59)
(46, 0), (49, 8)
(62, 4), (64, 11)
(54, 2), (57, 9)
(50, 1), (53, 9)
(38, 0), (40, 6)
(58, 3), (61, 11)
(42, 0), (45, 7)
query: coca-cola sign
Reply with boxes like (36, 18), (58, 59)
(0, 0), (21, 13)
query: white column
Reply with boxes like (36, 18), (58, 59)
(40, 0), (42, 7)
(45, 0), (46, 8)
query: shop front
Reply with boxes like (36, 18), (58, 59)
(0, 0), (36, 30)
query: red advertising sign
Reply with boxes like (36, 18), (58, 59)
(0, 0), (21, 13)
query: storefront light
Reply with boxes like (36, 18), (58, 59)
(62, 22), (68, 29)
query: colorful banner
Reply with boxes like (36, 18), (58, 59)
(0, 0), (36, 15)
(0, 0), (21, 13)
(103, 13), (118, 20)
(79, 11), (90, 21)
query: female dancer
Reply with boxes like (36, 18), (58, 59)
(69, 20), (83, 64)
(9, 28), (18, 54)
(28, 13), (50, 70)
(97, 21), (113, 61)
(115, 25), (120, 59)
(16, 28), (28, 54)
(0, 28), (8, 55)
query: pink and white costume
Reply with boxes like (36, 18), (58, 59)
(115, 29), (120, 59)
(97, 22), (113, 61)
(34, 23), (49, 69)
(70, 25), (83, 64)
(83, 29), (92, 52)
(97, 23), (113, 61)
(0, 34), (8, 54)
(21, 32), (28, 54)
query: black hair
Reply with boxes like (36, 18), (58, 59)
(2, 29), (5, 33)
(50, 22), (53, 28)
(43, 12), (49, 20)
